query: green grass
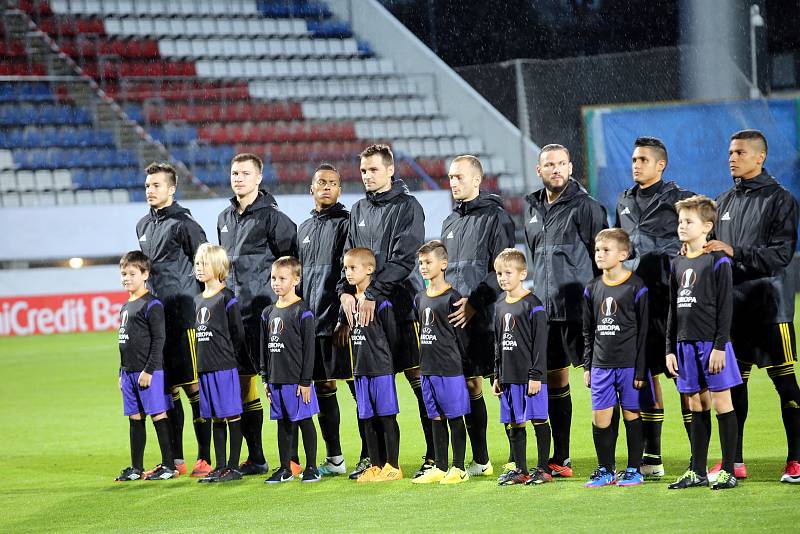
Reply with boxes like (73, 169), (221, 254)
(1, 328), (799, 534)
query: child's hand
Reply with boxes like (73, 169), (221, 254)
(297, 385), (311, 404)
(138, 371), (152, 388)
(709, 349), (726, 374)
(264, 384), (272, 402)
(583, 370), (591, 388)
(633, 379), (644, 390)
(666, 353), (679, 377)
(527, 380), (541, 396)
(492, 378), (502, 397)
(333, 322), (350, 348)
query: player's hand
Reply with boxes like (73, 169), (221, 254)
(340, 293), (357, 327)
(138, 371), (152, 388)
(633, 379), (644, 390)
(527, 379), (541, 396)
(679, 243), (688, 256)
(333, 322), (350, 348)
(357, 297), (376, 327)
(709, 348), (726, 374)
(264, 384), (272, 402)
(666, 353), (679, 377)
(704, 240), (733, 257)
(492, 378), (502, 396)
(583, 370), (591, 388)
(297, 385), (311, 404)
(448, 298), (476, 328)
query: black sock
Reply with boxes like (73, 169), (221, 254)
(290, 422), (300, 465)
(681, 407), (693, 444)
(449, 417), (467, 470)
(624, 417), (644, 470)
(298, 418), (318, 470)
(592, 424), (615, 471)
(731, 371), (749, 463)
(349, 381), (370, 460)
(167, 392), (184, 461)
(509, 426), (528, 474)
(432, 419), (449, 471)
(227, 419), (242, 469)
(610, 403), (621, 458)
(129, 418), (146, 471)
(317, 389), (342, 457)
(548, 385), (572, 463)
(641, 408), (664, 465)
(189, 392), (211, 463)
(153, 418), (175, 469)
(717, 411), (738, 474)
(690, 410), (711, 476)
(363, 418), (380, 465)
(212, 421), (228, 469)
(533, 422), (551, 470)
(241, 401), (266, 465)
(465, 393), (489, 464)
(768, 365), (800, 462)
(276, 418), (293, 470)
(411, 379), (434, 461)
(505, 424), (514, 463)
(380, 415), (401, 469)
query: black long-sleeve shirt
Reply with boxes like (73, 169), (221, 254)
(666, 251), (733, 354)
(119, 293), (165, 374)
(414, 286), (467, 376)
(194, 287), (249, 372)
(582, 273), (649, 380)
(494, 292), (547, 384)
(259, 300), (316, 386)
(350, 296), (398, 376)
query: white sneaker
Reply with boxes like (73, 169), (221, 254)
(640, 464), (665, 478)
(318, 456), (346, 476)
(466, 461), (494, 477)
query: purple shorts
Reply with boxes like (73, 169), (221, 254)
(198, 368), (243, 419)
(268, 383), (320, 421)
(120, 369), (171, 416)
(676, 341), (743, 394)
(353, 374), (399, 419)
(590, 367), (655, 411)
(421, 375), (470, 420)
(499, 383), (549, 424)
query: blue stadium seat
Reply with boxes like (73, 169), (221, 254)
(308, 19), (352, 38)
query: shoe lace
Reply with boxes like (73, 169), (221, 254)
(716, 470), (730, 484)
(588, 467), (605, 480)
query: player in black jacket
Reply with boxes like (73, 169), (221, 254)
(218, 153), (298, 475)
(336, 144), (430, 479)
(524, 144), (608, 477)
(297, 164), (350, 476)
(704, 130), (800, 483)
(136, 162), (208, 477)
(441, 155), (515, 477)
(615, 137), (695, 477)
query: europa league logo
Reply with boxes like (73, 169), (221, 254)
(120, 310), (128, 328)
(503, 313), (515, 332)
(681, 268), (696, 288)
(270, 317), (284, 335)
(423, 308), (435, 326)
(197, 307), (210, 325)
(600, 297), (617, 316)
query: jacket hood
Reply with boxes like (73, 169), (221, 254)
(455, 190), (505, 215)
(310, 202), (348, 219)
(525, 178), (587, 207)
(229, 190), (279, 213)
(366, 178), (410, 205)
(151, 201), (191, 220)
(734, 169), (777, 192)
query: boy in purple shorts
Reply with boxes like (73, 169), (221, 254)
(666, 195), (742, 490)
(343, 248), (403, 482)
(582, 228), (650, 488)
(193, 243), (248, 483)
(411, 240), (471, 485)
(492, 248), (552, 486)
(115, 251), (177, 482)
(260, 256), (321, 483)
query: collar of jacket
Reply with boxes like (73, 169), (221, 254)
(310, 202), (347, 219)
(455, 190), (504, 215)
(150, 201), (188, 220)
(228, 189), (278, 214)
(365, 178), (409, 204)
(734, 169), (776, 192)
(621, 179), (678, 199)
(525, 177), (586, 207)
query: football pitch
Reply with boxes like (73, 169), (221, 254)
(2, 329), (799, 533)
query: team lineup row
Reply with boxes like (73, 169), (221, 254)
(116, 130), (800, 488)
